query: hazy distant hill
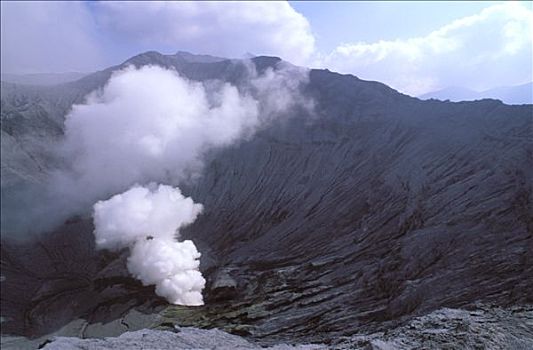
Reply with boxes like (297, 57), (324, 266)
(0, 72), (88, 86)
(420, 82), (533, 105)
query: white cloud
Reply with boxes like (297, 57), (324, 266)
(319, 2), (533, 95)
(1, 1), (530, 96)
(0, 1), (103, 73)
(1, 1), (315, 73)
(95, 1), (315, 65)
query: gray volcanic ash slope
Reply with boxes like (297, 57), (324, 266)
(35, 306), (533, 350)
(1, 51), (532, 345)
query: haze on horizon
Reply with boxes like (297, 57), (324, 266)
(1, 1), (532, 96)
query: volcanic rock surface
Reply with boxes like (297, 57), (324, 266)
(1, 51), (532, 345)
(19, 305), (533, 350)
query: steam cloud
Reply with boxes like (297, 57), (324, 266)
(41, 63), (311, 305)
(54, 65), (260, 209)
(93, 184), (205, 305)
(0, 61), (310, 304)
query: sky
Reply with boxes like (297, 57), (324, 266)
(1, 1), (531, 96)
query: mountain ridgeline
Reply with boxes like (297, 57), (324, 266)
(420, 82), (533, 105)
(1, 51), (532, 343)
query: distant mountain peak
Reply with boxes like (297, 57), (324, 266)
(420, 82), (532, 105)
(174, 51), (228, 63)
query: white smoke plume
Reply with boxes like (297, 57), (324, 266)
(46, 63), (311, 214)
(5, 62), (311, 304)
(93, 184), (205, 305)
(75, 65), (261, 305)
(249, 61), (314, 118)
(93, 184), (202, 250)
(53, 65), (261, 209)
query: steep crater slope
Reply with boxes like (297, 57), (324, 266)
(1, 52), (532, 343)
(177, 69), (533, 341)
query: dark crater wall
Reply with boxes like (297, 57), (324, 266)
(1, 52), (532, 342)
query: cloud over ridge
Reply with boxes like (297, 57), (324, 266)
(96, 1), (315, 65)
(2, 1), (530, 96)
(320, 2), (532, 95)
